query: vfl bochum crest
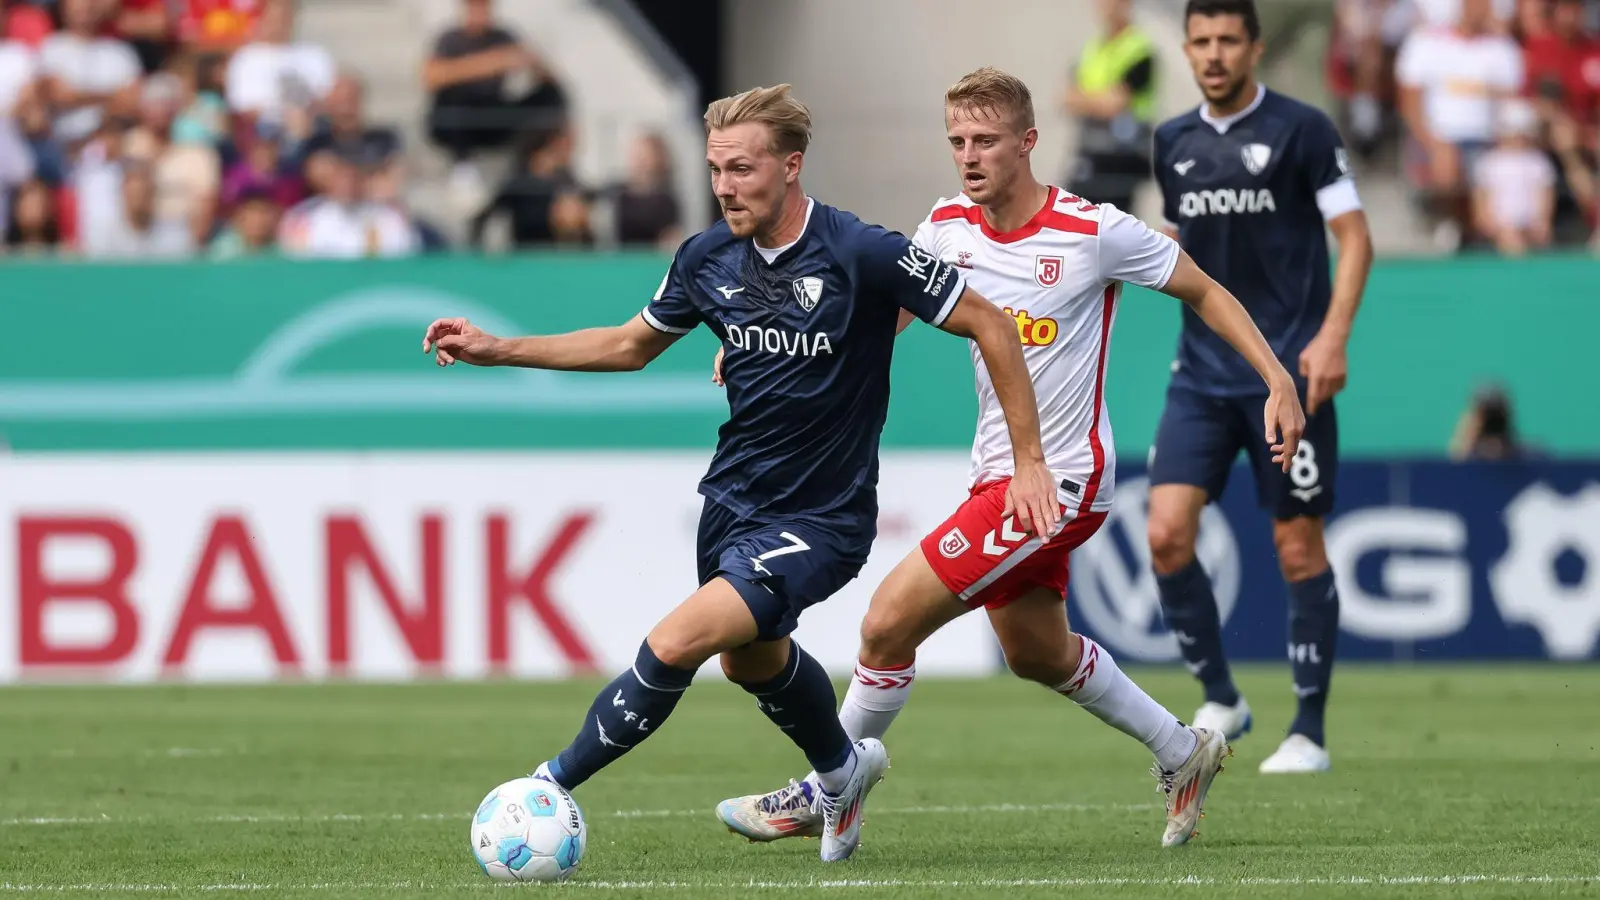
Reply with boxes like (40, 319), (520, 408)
(1241, 143), (1272, 176)
(792, 276), (823, 311)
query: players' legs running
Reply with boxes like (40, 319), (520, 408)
(987, 588), (1227, 847)
(721, 478), (1231, 847)
(536, 577), (758, 790)
(541, 504), (886, 861)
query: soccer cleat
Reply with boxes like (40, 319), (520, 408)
(1154, 726), (1230, 847)
(531, 761), (559, 784)
(818, 739), (890, 862)
(716, 776), (823, 842)
(1192, 697), (1253, 741)
(1258, 734), (1331, 774)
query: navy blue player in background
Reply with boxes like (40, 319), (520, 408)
(1148, 0), (1374, 774)
(423, 84), (1060, 862)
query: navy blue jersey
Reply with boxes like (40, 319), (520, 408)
(1153, 87), (1356, 397)
(643, 199), (966, 528)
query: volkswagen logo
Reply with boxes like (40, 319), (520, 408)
(1070, 477), (1241, 661)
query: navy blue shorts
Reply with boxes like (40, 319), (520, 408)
(1149, 381), (1338, 520)
(695, 497), (872, 642)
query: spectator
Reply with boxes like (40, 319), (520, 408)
(80, 163), (196, 259)
(209, 185), (281, 259)
(3, 176), (58, 254)
(0, 114), (34, 226)
(1397, 0), (1524, 249)
(469, 120), (591, 249)
(179, 0), (264, 53)
(0, 31), (38, 120)
(1450, 384), (1530, 460)
(115, 0), (177, 74)
(277, 149), (417, 258)
(424, 0), (566, 193)
(37, 0), (142, 147)
(1329, 0), (1419, 155)
(221, 121), (304, 215)
(612, 131), (680, 248)
(225, 0), (335, 127)
(1524, 0), (1600, 151)
(122, 72), (220, 245)
(363, 157), (449, 252)
(1472, 99), (1556, 254)
(168, 52), (230, 149)
(1061, 0), (1156, 213)
(3, 1), (54, 50)
(1549, 108), (1598, 241)
(295, 73), (401, 172)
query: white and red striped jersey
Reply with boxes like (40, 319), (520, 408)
(913, 186), (1180, 513)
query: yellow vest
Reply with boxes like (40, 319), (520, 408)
(1077, 26), (1156, 122)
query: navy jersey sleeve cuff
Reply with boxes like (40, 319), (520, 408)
(928, 269), (967, 328)
(641, 307), (694, 335)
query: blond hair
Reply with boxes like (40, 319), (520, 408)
(945, 67), (1036, 132)
(704, 84), (812, 156)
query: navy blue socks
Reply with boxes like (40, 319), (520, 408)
(547, 641), (695, 790)
(1156, 559), (1240, 707)
(1286, 569), (1340, 747)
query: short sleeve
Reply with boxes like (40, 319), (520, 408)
(1299, 112), (1363, 220)
(640, 243), (701, 335)
(1096, 204), (1179, 289)
(1492, 40), (1526, 92)
(854, 224), (966, 327)
(1394, 33), (1428, 88)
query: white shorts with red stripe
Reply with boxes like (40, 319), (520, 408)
(920, 477), (1107, 610)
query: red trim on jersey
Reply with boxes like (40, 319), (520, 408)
(1077, 285), (1117, 511)
(930, 187), (1099, 243)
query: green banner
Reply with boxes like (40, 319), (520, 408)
(0, 254), (1591, 454)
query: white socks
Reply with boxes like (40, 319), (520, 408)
(837, 660), (916, 742)
(826, 643), (1194, 781)
(1054, 636), (1197, 772)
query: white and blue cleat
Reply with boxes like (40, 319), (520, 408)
(817, 739), (890, 862)
(716, 776), (824, 842)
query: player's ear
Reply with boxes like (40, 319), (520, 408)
(784, 150), (803, 184)
(1020, 127), (1039, 156)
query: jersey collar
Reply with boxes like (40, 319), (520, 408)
(753, 196), (815, 265)
(1198, 83), (1266, 135)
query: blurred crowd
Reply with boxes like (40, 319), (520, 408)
(0, 0), (682, 260)
(1328, 0), (1600, 254)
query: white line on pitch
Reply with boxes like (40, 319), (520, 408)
(0, 875), (1596, 892)
(2, 798), (1358, 828)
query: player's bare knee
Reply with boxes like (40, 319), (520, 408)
(719, 641), (788, 684)
(645, 624), (718, 671)
(1273, 518), (1328, 583)
(1002, 642), (1072, 686)
(1147, 514), (1199, 574)
(857, 604), (916, 670)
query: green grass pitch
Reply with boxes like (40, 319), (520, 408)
(2, 664), (1597, 898)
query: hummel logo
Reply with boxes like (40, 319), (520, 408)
(1174, 159), (1197, 176)
(715, 285), (745, 299)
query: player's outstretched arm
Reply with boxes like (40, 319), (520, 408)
(938, 288), (1060, 537)
(423, 314), (682, 372)
(1160, 252), (1306, 470)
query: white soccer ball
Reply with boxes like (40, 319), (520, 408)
(469, 777), (587, 883)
